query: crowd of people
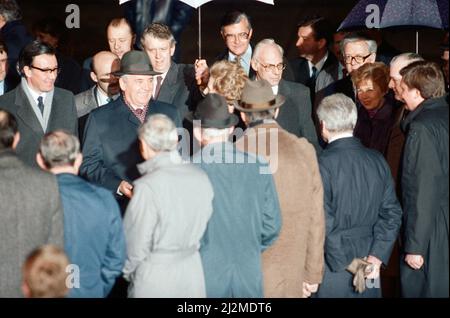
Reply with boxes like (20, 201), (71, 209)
(0, 0), (448, 298)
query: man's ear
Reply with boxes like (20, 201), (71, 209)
(73, 153), (83, 172)
(367, 52), (376, 63)
(36, 152), (48, 171)
(170, 43), (176, 57)
(251, 59), (258, 72)
(90, 71), (99, 83)
(23, 66), (32, 79)
(317, 38), (327, 50)
(119, 76), (126, 91)
(21, 281), (31, 298)
(248, 28), (253, 40)
(12, 132), (20, 150)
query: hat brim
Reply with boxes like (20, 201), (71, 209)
(112, 70), (162, 77)
(185, 111), (239, 129)
(234, 95), (285, 113)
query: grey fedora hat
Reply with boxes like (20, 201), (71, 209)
(235, 79), (285, 113)
(112, 50), (161, 76)
(186, 93), (239, 129)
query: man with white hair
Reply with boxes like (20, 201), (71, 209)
(123, 114), (213, 297)
(251, 38), (320, 152)
(389, 53), (424, 102)
(188, 93), (281, 298)
(318, 33), (377, 105)
(37, 130), (126, 298)
(315, 93), (402, 298)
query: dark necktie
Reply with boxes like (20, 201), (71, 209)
(311, 66), (318, 80)
(154, 75), (163, 99)
(37, 96), (44, 115)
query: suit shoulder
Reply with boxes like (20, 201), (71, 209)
(0, 87), (18, 104)
(54, 87), (75, 99)
(281, 79), (309, 93)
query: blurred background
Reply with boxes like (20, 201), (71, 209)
(19, 0), (447, 64)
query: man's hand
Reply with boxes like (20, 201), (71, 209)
(366, 255), (382, 279)
(119, 180), (133, 199)
(405, 254), (424, 270)
(302, 282), (319, 298)
(195, 59), (209, 87)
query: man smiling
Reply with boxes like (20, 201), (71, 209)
(0, 40), (77, 167)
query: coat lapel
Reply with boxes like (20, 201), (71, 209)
(14, 86), (44, 134)
(157, 63), (179, 103)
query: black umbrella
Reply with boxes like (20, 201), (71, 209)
(338, 0), (449, 53)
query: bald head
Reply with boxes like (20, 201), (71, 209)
(91, 51), (121, 97)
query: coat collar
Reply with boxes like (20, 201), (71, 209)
(325, 136), (362, 151)
(401, 95), (448, 131)
(137, 150), (182, 175)
(14, 85), (44, 134)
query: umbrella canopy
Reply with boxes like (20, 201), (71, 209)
(338, 0), (448, 30)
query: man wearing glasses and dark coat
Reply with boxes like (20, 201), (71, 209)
(0, 40), (78, 168)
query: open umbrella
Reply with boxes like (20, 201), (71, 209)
(179, 0), (274, 58)
(337, 0), (449, 53)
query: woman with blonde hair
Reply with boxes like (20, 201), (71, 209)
(204, 60), (248, 114)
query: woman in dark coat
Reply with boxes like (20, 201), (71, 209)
(399, 61), (449, 298)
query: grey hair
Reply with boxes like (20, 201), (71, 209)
(0, 0), (21, 22)
(253, 38), (284, 61)
(390, 52), (424, 66)
(39, 130), (80, 168)
(340, 34), (377, 56)
(139, 114), (178, 152)
(317, 93), (357, 133)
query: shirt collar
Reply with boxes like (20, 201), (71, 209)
(328, 131), (353, 144)
(271, 85), (279, 95)
(228, 45), (252, 75)
(308, 51), (328, 75)
(22, 78), (48, 103)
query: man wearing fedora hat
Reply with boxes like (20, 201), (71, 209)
(80, 50), (180, 212)
(235, 79), (325, 298)
(250, 39), (321, 153)
(188, 93), (281, 298)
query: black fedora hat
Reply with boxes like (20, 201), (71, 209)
(112, 50), (161, 76)
(186, 94), (239, 129)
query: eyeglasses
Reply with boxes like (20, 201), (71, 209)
(30, 65), (60, 75)
(257, 60), (286, 72)
(344, 53), (373, 65)
(224, 32), (249, 41)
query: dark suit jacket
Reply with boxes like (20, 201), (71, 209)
(56, 173), (126, 298)
(290, 52), (339, 95)
(157, 62), (200, 117)
(0, 150), (64, 297)
(0, 84), (78, 168)
(318, 137), (402, 272)
(75, 86), (98, 118)
(277, 79), (321, 152)
(79, 96), (180, 207)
